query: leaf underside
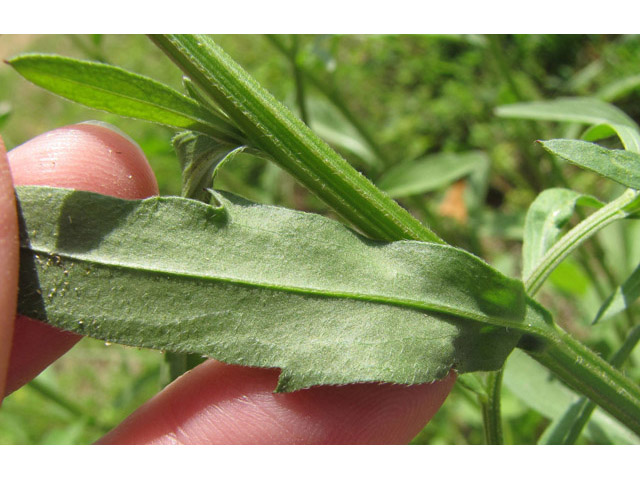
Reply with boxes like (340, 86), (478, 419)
(16, 186), (525, 392)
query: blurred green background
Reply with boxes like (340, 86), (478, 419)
(1, 34), (640, 444)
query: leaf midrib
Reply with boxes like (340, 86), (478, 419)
(22, 245), (530, 334)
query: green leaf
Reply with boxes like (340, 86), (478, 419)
(495, 97), (640, 151)
(594, 262), (640, 323)
(377, 151), (489, 198)
(149, 34), (442, 243)
(495, 97), (638, 129)
(524, 189), (640, 295)
(172, 131), (238, 202)
(17, 185), (527, 393)
(522, 188), (603, 280)
(539, 139), (640, 189)
(7, 54), (243, 144)
(503, 350), (640, 444)
(582, 123), (640, 153)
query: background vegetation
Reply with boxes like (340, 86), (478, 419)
(2, 34), (640, 444)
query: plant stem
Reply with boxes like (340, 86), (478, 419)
(150, 34), (640, 436)
(481, 369), (504, 444)
(525, 189), (640, 295)
(150, 34), (442, 244)
(527, 323), (640, 437)
(541, 324), (640, 444)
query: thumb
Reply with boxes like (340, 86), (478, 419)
(4, 123), (158, 395)
(0, 136), (19, 402)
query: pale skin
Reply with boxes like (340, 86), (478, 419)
(0, 123), (455, 444)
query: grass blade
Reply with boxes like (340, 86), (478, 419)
(495, 97), (638, 129)
(496, 97), (640, 151)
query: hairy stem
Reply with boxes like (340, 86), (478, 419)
(150, 34), (441, 244)
(149, 34), (640, 436)
(265, 34), (387, 172)
(527, 323), (640, 437)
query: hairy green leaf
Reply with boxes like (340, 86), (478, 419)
(594, 262), (640, 323)
(172, 131), (238, 202)
(149, 34), (442, 243)
(539, 140), (640, 189)
(7, 54), (243, 144)
(377, 151), (489, 198)
(16, 186), (527, 392)
(522, 188), (603, 279)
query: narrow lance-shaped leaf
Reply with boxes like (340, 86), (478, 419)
(522, 188), (603, 280)
(582, 123), (640, 153)
(539, 139), (640, 190)
(7, 54), (244, 144)
(594, 261), (640, 323)
(377, 151), (489, 199)
(495, 97), (638, 129)
(17, 185), (527, 392)
(495, 97), (640, 151)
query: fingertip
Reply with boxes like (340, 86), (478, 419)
(7, 122), (159, 199)
(99, 361), (455, 445)
(0, 136), (19, 401)
(4, 123), (159, 395)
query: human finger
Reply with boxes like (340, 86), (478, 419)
(0, 136), (20, 401)
(99, 360), (455, 444)
(4, 122), (158, 395)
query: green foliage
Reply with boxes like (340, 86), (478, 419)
(503, 350), (639, 444)
(522, 189), (602, 279)
(495, 97), (638, 128)
(540, 140), (640, 190)
(8, 54), (243, 143)
(17, 185), (525, 392)
(594, 262), (640, 323)
(4, 34), (640, 445)
(377, 151), (488, 198)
